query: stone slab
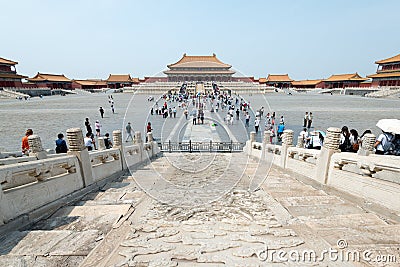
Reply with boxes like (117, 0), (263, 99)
(286, 203), (364, 219)
(317, 225), (400, 247)
(52, 204), (131, 218)
(278, 195), (344, 207)
(305, 213), (388, 230)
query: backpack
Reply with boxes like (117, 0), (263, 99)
(392, 136), (400, 156)
(383, 133), (396, 155)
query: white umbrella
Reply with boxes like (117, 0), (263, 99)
(376, 119), (400, 134)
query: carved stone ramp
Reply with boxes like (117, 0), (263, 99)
(81, 153), (399, 267)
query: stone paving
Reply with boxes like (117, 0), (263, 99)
(1, 152), (399, 266)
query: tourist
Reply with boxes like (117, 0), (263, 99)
(173, 107), (177, 118)
(22, 129), (33, 155)
(339, 126), (352, 152)
(192, 110), (197, 125)
(104, 133), (113, 149)
(280, 115), (285, 125)
(255, 118), (260, 133)
(147, 122), (152, 133)
(55, 133), (68, 153)
(99, 107), (105, 118)
(308, 131), (323, 150)
(95, 120), (102, 136)
(374, 130), (395, 155)
(200, 110), (205, 124)
(236, 109), (240, 120)
(184, 108), (188, 119)
(277, 123), (285, 141)
(299, 128), (309, 148)
(307, 112), (313, 129)
(125, 122), (133, 142)
(84, 132), (94, 151)
(303, 112), (308, 128)
(151, 107), (154, 115)
(245, 112), (250, 127)
(85, 118), (93, 136)
(349, 129), (359, 152)
(111, 104), (115, 114)
(260, 107), (264, 117)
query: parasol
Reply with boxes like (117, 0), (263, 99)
(376, 119), (400, 134)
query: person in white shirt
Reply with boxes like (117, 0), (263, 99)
(299, 128), (309, 148)
(95, 120), (102, 136)
(84, 132), (94, 151)
(254, 118), (260, 133)
(374, 131), (394, 155)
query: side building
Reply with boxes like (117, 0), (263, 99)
(0, 57), (27, 87)
(261, 74), (293, 88)
(368, 53), (400, 87)
(164, 53), (235, 82)
(107, 74), (137, 89)
(321, 73), (367, 89)
(27, 73), (72, 89)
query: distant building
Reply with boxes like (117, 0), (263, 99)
(265, 74), (293, 88)
(0, 57), (27, 87)
(368, 53), (400, 87)
(27, 73), (72, 89)
(291, 79), (323, 89)
(106, 74), (135, 88)
(322, 73), (367, 88)
(164, 53), (235, 82)
(72, 79), (107, 90)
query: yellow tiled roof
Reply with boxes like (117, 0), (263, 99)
(375, 53), (400, 64)
(0, 73), (27, 79)
(0, 57), (18, 65)
(291, 79), (323, 86)
(324, 73), (367, 82)
(73, 79), (107, 86)
(28, 73), (71, 82)
(266, 74), (293, 82)
(168, 53), (231, 68)
(107, 74), (133, 82)
(367, 72), (400, 78)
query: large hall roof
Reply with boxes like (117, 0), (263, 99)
(167, 53), (232, 69)
(375, 53), (400, 64)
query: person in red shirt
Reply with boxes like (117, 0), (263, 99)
(22, 129), (33, 155)
(146, 122), (152, 133)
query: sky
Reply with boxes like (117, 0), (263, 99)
(1, 0), (399, 80)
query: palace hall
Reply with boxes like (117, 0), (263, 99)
(164, 53), (235, 82)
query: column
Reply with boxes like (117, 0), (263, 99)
(315, 127), (341, 184)
(296, 135), (304, 148)
(280, 130), (294, 168)
(112, 130), (126, 170)
(358, 133), (376, 156)
(28, 135), (47, 159)
(261, 130), (272, 160)
(67, 128), (94, 186)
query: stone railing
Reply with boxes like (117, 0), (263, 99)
(0, 155), (82, 225)
(243, 128), (400, 213)
(0, 128), (160, 227)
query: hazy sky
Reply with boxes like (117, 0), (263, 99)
(1, 0), (399, 80)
